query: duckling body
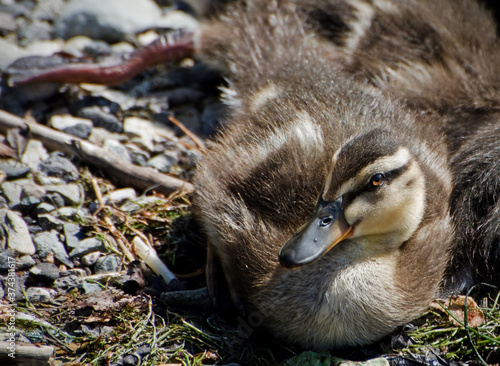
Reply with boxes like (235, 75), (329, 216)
(193, 1), (454, 348)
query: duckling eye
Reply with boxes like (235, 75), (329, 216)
(319, 217), (333, 227)
(369, 173), (385, 188)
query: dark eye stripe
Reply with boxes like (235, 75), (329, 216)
(342, 163), (411, 207)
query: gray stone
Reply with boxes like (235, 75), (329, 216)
(103, 139), (131, 162)
(77, 106), (122, 133)
(125, 143), (150, 166)
(0, 11), (17, 34)
(1, 181), (22, 209)
(63, 223), (85, 250)
(1, 209), (35, 255)
(53, 207), (87, 221)
(49, 114), (93, 139)
(146, 152), (178, 173)
(0, 38), (25, 69)
(103, 188), (137, 206)
(62, 268), (88, 277)
(63, 35), (100, 57)
(82, 251), (101, 266)
(37, 213), (65, 231)
(53, 274), (81, 290)
(94, 254), (121, 274)
(69, 238), (105, 258)
(120, 195), (165, 212)
(0, 160), (30, 179)
(157, 10), (199, 32)
(39, 153), (79, 181)
(32, 0), (65, 21)
(33, 230), (73, 267)
(54, 0), (162, 42)
(25, 287), (55, 303)
(36, 202), (55, 214)
(0, 250), (14, 271)
(0, 196), (7, 209)
(43, 184), (83, 206)
(21, 140), (49, 171)
(20, 190), (43, 210)
(42, 192), (65, 208)
(18, 20), (52, 44)
(77, 282), (103, 294)
(17, 180), (46, 201)
(30, 262), (60, 282)
(17, 255), (35, 270)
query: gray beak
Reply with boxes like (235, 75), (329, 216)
(279, 197), (353, 268)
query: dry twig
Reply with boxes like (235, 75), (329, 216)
(0, 109), (195, 194)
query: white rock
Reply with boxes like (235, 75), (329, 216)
(25, 287), (56, 303)
(0, 38), (25, 69)
(82, 251), (101, 266)
(103, 139), (131, 161)
(103, 188), (137, 205)
(49, 114), (93, 139)
(54, 0), (163, 42)
(21, 140), (49, 171)
(44, 183), (83, 206)
(33, 230), (72, 267)
(1, 209), (36, 255)
(157, 10), (199, 32)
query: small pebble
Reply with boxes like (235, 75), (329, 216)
(30, 262), (60, 282)
(69, 238), (105, 258)
(21, 140), (49, 171)
(77, 282), (103, 295)
(82, 251), (101, 266)
(2, 209), (36, 255)
(49, 114), (93, 139)
(25, 287), (55, 303)
(44, 184), (83, 206)
(103, 188), (137, 206)
(63, 223), (86, 250)
(53, 274), (82, 290)
(0, 160), (30, 179)
(17, 255), (36, 270)
(33, 230), (73, 268)
(77, 106), (122, 133)
(94, 254), (121, 274)
(36, 202), (55, 214)
(40, 153), (80, 181)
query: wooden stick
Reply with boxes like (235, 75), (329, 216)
(0, 109), (194, 194)
(168, 115), (206, 152)
(0, 341), (54, 361)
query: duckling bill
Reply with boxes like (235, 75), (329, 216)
(279, 196), (352, 268)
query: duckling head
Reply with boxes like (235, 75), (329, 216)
(279, 129), (426, 268)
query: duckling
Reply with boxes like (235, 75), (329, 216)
(286, 0), (500, 290)
(192, 1), (454, 348)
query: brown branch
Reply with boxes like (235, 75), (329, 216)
(11, 32), (194, 86)
(0, 109), (194, 194)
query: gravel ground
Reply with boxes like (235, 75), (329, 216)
(0, 1), (229, 364)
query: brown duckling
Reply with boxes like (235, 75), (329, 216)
(192, 1), (453, 348)
(288, 0), (500, 290)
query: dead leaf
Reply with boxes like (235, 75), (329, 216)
(432, 295), (485, 327)
(0, 141), (16, 157)
(6, 126), (30, 158)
